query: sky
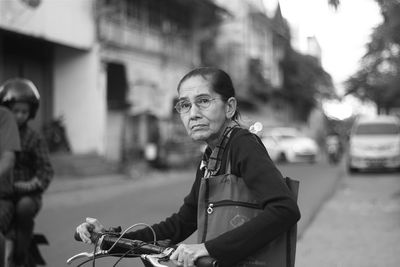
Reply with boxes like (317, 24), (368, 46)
(263, 0), (383, 118)
(267, 0), (383, 93)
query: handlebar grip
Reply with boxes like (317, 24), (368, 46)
(74, 231), (82, 241)
(196, 256), (218, 267)
(74, 231), (102, 243)
(74, 230), (163, 253)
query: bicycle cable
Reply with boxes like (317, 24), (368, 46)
(75, 223), (156, 266)
(107, 223), (157, 253)
(112, 247), (140, 267)
(92, 234), (100, 267)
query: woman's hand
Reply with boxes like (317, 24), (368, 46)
(170, 243), (209, 267)
(76, 217), (105, 244)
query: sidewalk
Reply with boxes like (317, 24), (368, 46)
(295, 173), (400, 267)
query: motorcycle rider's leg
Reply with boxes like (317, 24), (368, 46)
(13, 196), (40, 266)
(0, 232), (5, 267)
(0, 200), (14, 267)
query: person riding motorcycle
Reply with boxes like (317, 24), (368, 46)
(0, 78), (54, 267)
(325, 133), (341, 165)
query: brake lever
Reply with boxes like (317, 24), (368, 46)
(141, 253), (170, 267)
(140, 247), (174, 267)
(68, 233), (107, 264)
(66, 250), (107, 265)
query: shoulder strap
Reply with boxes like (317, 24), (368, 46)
(225, 149), (232, 175)
(224, 127), (243, 175)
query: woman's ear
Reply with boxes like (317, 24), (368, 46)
(225, 97), (237, 119)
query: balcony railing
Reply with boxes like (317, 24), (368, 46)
(98, 17), (193, 62)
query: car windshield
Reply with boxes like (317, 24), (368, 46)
(354, 123), (400, 135)
(278, 134), (297, 139)
(269, 128), (301, 139)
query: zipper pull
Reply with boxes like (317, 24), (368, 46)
(207, 203), (214, 214)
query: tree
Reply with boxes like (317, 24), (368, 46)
(247, 58), (273, 102)
(345, 0), (400, 113)
(281, 47), (334, 122)
(328, 0), (340, 10)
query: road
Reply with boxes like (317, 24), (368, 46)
(35, 161), (343, 267)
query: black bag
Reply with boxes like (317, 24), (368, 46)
(198, 169), (299, 267)
(284, 177), (299, 267)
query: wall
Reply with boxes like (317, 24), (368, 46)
(102, 48), (188, 119)
(53, 45), (105, 154)
(0, 0), (95, 49)
(101, 47), (189, 161)
(0, 0), (101, 155)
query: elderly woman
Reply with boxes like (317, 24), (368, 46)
(76, 67), (300, 267)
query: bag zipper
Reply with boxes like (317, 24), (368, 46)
(207, 200), (262, 214)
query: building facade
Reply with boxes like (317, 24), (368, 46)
(0, 0), (224, 165)
(95, 0), (224, 163)
(0, 0), (103, 155)
(212, 0), (292, 126)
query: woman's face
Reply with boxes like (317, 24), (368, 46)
(178, 76), (230, 147)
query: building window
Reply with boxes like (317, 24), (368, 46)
(106, 62), (129, 110)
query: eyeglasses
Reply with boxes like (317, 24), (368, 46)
(174, 96), (219, 114)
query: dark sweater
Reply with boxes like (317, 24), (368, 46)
(124, 128), (301, 266)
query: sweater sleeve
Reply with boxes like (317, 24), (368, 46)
(204, 130), (301, 267)
(123, 167), (201, 244)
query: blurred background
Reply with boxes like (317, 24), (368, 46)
(0, 0), (398, 170)
(1, 0), (400, 266)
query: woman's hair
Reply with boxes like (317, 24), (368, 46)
(177, 67), (241, 121)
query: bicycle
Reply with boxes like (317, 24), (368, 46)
(68, 225), (217, 267)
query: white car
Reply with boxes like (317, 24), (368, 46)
(261, 127), (319, 163)
(347, 115), (400, 172)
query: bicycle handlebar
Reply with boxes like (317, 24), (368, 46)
(72, 231), (218, 267)
(74, 231), (166, 254)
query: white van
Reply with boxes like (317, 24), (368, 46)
(347, 115), (400, 172)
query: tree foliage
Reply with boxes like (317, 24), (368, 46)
(248, 58), (273, 102)
(345, 0), (400, 112)
(328, 0), (340, 10)
(281, 47), (334, 121)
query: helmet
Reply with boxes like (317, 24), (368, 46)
(0, 78), (40, 119)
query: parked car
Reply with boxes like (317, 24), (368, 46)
(261, 127), (319, 163)
(347, 115), (400, 173)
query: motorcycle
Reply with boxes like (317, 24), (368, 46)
(326, 135), (341, 165)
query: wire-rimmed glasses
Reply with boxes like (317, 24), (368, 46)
(174, 96), (219, 114)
